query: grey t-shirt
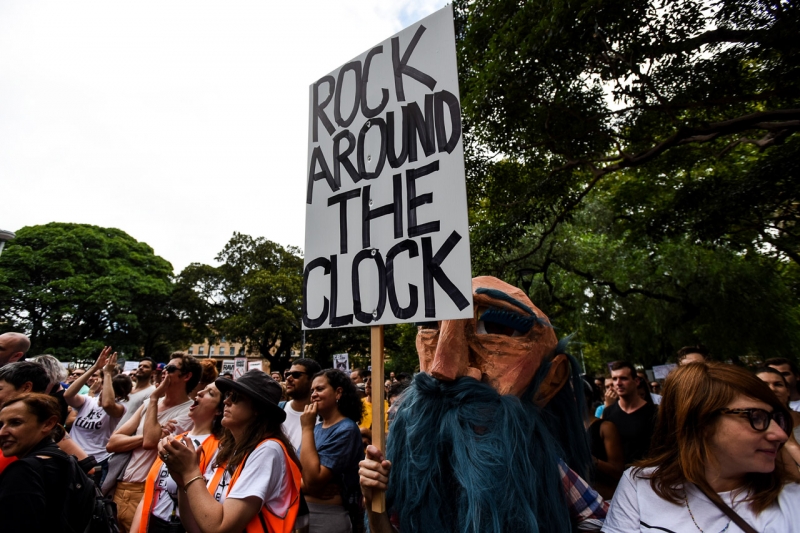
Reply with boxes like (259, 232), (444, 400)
(119, 385), (155, 426)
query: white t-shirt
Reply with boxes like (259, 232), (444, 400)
(122, 398), (194, 483)
(789, 399), (800, 413)
(120, 385), (155, 426)
(207, 440), (292, 518)
(603, 467), (800, 533)
(150, 434), (214, 523)
(69, 395), (127, 463)
(281, 402), (304, 453)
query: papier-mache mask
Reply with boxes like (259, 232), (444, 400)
(416, 276), (569, 399)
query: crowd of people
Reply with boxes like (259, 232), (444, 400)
(0, 331), (376, 533)
(1, 279), (800, 533)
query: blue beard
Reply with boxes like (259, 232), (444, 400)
(386, 373), (574, 533)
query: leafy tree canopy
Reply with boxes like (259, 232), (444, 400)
(0, 223), (185, 360)
(177, 233), (419, 372)
(455, 0), (800, 370)
(176, 233), (305, 369)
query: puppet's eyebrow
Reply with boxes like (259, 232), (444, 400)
(475, 287), (535, 316)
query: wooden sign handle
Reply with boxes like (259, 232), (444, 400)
(370, 324), (386, 513)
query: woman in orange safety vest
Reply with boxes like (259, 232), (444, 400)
(159, 370), (301, 533)
(131, 382), (225, 533)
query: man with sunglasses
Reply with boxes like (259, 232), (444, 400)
(107, 353), (201, 533)
(280, 358), (321, 452)
(65, 368), (90, 395)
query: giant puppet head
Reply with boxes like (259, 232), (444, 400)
(416, 276), (572, 402)
(386, 276), (588, 533)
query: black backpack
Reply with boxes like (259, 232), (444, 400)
(29, 449), (120, 533)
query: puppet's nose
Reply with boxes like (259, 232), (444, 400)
(429, 319), (481, 382)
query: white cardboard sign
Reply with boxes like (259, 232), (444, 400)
(652, 364), (677, 381)
(333, 353), (350, 372)
(234, 357), (247, 379)
(303, 5), (472, 330)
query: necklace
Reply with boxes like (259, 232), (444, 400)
(685, 493), (731, 533)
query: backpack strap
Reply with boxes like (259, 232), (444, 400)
(23, 444), (78, 532)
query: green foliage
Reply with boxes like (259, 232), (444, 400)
(455, 0), (800, 368)
(0, 223), (186, 360)
(306, 322), (419, 372)
(174, 233), (419, 372)
(176, 233), (304, 368)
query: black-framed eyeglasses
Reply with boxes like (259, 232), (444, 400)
(284, 371), (309, 380)
(224, 391), (242, 403)
(718, 408), (790, 434)
(164, 364), (182, 374)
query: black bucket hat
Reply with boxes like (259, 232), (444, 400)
(215, 370), (286, 423)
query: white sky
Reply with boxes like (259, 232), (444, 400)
(0, 0), (447, 274)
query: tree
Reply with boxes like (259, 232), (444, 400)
(175, 233), (304, 369)
(456, 0), (799, 267)
(0, 223), (186, 360)
(454, 0), (800, 368)
(304, 323), (419, 372)
(177, 233), (420, 372)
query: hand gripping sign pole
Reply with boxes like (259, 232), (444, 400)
(303, 5), (472, 514)
(370, 325), (386, 512)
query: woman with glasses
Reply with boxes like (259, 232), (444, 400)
(603, 362), (800, 533)
(130, 382), (225, 533)
(159, 370), (302, 533)
(63, 347), (131, 485)
(300, 369), (364, 533)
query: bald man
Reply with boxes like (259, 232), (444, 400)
(0, 332), (30, 367)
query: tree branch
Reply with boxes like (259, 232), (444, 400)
(552, 260), (683, 304)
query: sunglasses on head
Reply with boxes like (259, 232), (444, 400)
(164, 364), (182, 374)
(284, 371), (309, 380)
(718, 407), (790, 434)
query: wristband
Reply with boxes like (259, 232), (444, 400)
(183, 475), (205, 493)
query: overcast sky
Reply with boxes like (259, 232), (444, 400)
(0, 0), (447, 273)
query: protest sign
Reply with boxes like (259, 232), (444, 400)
(333, 353), (350, 372)
(123, 361), (139, 373)
(653, 364), (677, 380)
(221, 360), (235, 375)
(234, 357), (247, 379)
(303, 5), (472, 330)
(248, 360), (263, 372)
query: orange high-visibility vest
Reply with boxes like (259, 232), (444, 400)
(138, 432), (220, 533)
(207, 438), (301, 533)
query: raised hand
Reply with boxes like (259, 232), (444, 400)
(93, 346), (113, 371)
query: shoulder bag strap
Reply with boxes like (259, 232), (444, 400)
(694, 484), (759, 533)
